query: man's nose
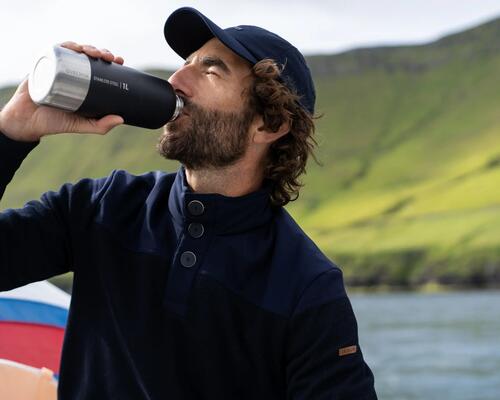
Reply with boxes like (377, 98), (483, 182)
(168, 65), (194, 98)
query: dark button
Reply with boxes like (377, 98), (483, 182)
(188, 223), (204, 238)
(180, 251), (197, 268)
(187, 200), (205, 216)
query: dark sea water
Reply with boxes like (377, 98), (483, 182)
(350, 290), (500, 400)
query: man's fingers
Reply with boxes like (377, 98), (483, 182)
(59, 41), (83, 52)
(58, 42), (124, 64)
(81, 45), (101, 58)
(99, 49), (115, 62)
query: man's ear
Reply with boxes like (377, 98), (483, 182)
(251, 115), (291, 145)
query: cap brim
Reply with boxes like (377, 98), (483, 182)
(164, 7), (257, 64)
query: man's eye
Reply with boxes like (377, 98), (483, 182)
(205, 70), (218, 76)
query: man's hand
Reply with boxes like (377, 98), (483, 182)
(0, 41), (125, 142)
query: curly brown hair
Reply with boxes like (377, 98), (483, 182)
(246, 59), (322, 207)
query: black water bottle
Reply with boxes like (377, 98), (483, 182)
(27, 44), (183, 129)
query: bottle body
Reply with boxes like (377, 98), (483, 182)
(28, 45), (183, 129)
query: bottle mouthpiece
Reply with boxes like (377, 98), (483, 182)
(170, 96), (184, 121)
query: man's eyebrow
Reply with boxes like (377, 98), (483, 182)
(185, 55), (232, 75)
(202, 56), (232, 75)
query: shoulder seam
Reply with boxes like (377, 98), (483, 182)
(289, 267), (339, 318)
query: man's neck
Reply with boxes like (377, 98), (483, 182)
(184, 161), (264, 197)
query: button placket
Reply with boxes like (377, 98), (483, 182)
(164, 197), (214, 316)
(182, 199), (206, 264)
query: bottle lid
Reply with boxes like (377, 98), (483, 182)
(28, 45), (92, 111)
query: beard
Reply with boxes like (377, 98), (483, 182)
(156, 98), (255, 170)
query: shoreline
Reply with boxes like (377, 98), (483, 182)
(347, 281), (500, 294)
(49, 273), (500, 296)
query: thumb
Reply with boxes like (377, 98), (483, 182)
(95, 114), (125, 134)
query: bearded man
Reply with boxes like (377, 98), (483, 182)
(0, 6), (377, 400)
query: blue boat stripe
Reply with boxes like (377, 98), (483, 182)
(0, 298), (68, 328)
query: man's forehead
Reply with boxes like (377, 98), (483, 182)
(187, 38), (252, 71)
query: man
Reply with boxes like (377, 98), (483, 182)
(0, 6), (377, 400)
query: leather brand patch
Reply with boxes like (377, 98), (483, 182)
(339, 345), (357, 356)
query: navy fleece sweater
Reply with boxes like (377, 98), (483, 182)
(0, 131), (377, 399)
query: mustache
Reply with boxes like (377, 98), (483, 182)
(180, 96), (194, 112)
(179, 97), (209, 116)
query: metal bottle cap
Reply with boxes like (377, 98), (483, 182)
(28, 45), (91, 111)
(171, 95), (184, 121)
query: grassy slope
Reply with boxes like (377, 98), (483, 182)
(1, 18), (499, 288)
(291, 17), (500, 285)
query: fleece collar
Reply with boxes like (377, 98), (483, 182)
(168, 165), (275, 236)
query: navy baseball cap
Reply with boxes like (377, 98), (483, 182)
(164, 7), (316, 114)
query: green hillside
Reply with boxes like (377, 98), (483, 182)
(1, 17), (500, 290)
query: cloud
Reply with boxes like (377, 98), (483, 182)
(1, 0), (499, 87)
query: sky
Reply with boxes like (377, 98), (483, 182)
(1, 0), (500, 88)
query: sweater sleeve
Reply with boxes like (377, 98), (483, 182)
(286, 268), (378, 400)
(0, 131), (111, 291)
